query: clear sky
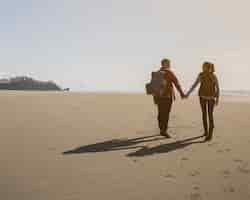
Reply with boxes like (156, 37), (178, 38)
(0, 0), (249, 92)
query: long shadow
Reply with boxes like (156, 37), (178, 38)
(63, 134), (165, 155)
(127, 135), (205, 157)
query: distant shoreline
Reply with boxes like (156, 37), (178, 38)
(1, 90), (249, 103)
(65, 90), (250, 97)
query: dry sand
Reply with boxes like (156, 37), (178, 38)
(0, 91), (250, 200)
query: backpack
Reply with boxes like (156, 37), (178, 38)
(146, 71), (167, 97)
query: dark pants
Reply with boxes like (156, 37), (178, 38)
(156, 98), (173, 132)
(199, 97), (215, 137)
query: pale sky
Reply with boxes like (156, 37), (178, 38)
(0, 0), (250, 92)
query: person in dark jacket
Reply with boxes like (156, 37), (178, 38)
(154, 58), (185, 138)
(186, 62), (220, 141)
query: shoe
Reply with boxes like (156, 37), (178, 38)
(205, 136), (212, 142)
(160, 131), (171, 138)
(203, 132), (208, 137)
(205, 132), (213, 141)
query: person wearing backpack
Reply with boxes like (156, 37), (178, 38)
(153, 58), (185, 138)
(186, 62), (220, 141)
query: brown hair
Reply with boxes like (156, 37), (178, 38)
(161, 58), (170, 67)
(202, 62), (210, 72)
(210, 63), (215, 72)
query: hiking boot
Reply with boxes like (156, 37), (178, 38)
(205, 136), (212, 142)
(160, 131), (171, 138)
(203, 131), (208, 137)
(205, 132), (213, 142)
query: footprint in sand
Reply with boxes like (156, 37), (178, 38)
(233, 159), (243, 163)
(229, 187), (236, 193)
(190, 192), (203, 200)
(216, 148), (231, 153)
(193, 186), (200, 191)
(189, 171), (200, 177)
(237, 163), (250, 174)
(208, 142), (217, 147)
(221, 170), (231, 178)
(224, 186), (235, 193)
(181, 157), (189, 161)
(164, 174), (176, 179)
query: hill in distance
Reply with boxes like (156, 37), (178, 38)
(0, 76), (67, 91)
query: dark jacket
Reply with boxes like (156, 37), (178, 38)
(187, 72), (220, 98)
(154, 67), (184, 103)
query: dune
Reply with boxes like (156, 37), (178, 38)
(0, 91), (250, 200)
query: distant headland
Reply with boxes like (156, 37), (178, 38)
(0, 76), (68, 91)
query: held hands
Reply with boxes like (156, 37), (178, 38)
(181, 93), (189, 99)
(181, 93), (219, 105)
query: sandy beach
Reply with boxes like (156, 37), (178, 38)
(0, 91), (250, 200)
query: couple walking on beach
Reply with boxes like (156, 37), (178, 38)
(149, 58), (220, 142)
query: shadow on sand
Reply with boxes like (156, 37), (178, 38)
(63, 134), (164, 155)
(126, 135), (205, 157)
(63, 135), (205, 156)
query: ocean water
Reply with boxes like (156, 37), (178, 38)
(221, 90), (250, 97)
(72, 89), (250, 97)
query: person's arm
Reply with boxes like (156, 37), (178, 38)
(186, 75), (200, 97)
(214, 74), (220, 105)
(171, 71), (185, 98)
(153, 95), (158, 105)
